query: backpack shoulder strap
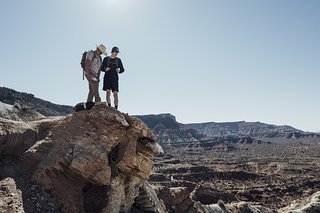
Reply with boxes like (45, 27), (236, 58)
(90, 50), (99, 60)
(86, 50), (94, 61)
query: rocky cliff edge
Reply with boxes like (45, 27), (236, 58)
(0, 104), (165, 212)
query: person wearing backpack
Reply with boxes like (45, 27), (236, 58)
(101, 46), (125, 109)
(83, 44), (107, 103)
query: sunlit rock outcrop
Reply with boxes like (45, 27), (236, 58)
(1, 105), (165, 212)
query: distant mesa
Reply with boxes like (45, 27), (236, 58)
(135, 113), (180, 130)
(136, 113), (320, 153)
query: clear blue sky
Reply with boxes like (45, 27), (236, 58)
(1, 0), (319, 132)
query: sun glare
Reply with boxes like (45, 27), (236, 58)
(101, 0), (134, 9)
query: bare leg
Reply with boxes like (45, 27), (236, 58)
(113, 92), (118, 109)
(106, 90), (111, 106)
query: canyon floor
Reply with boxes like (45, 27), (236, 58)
(150, 137), (320, 209)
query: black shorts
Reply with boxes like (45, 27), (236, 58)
(103, 75), (119, 92)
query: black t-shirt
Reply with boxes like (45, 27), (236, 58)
(101, 57), (125, 77)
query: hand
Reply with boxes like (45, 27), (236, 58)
(116, 68), (120, 73)
(105, 67), (111, 71)
(87, 74), (95, 82)
(91, 76), (98, 82)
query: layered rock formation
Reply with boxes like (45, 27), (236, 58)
(0, 178), (24, 213)
(1, 105), (165, 212)
(186, 121), (301, 138)
(136, 114), (320, 144)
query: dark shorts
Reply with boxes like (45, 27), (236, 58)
(103, 75), (119, 92)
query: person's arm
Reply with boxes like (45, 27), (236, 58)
(101, 57), (111, 72)
(118, 58), (125, 73)
(101, 57), (106, 72)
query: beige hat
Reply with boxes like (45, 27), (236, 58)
(97, 44), (107, 54)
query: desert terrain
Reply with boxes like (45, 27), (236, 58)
(150, 136), (320, 210)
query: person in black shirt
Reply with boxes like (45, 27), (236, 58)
(101, 47), (125, 109)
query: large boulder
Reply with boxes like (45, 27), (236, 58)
(1, 104), (165, 212)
